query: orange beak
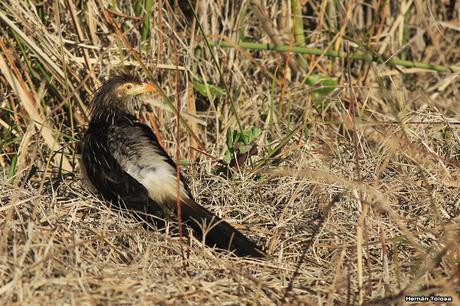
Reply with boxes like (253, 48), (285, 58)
(127, 83), (157, 95)
(143, 83), (156, 93)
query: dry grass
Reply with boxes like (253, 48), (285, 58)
(1, 0), (460, 305)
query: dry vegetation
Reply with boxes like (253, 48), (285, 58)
(1, 0), (460, 305)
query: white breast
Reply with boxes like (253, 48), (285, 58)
(134, 162), (187, 204)
(108, 124), (189, 211)
(117, 144), (188, 209)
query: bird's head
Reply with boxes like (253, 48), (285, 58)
(114, 81), (156, 99)
(90, 74), (157, 116)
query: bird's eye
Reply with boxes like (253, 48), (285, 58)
(125, 84), (133, 90)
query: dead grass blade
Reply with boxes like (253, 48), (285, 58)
(0, 41), (72, 172)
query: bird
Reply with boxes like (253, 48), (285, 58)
(80, 74), (266, 257)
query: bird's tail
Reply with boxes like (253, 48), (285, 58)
(179, 198), (266, 258)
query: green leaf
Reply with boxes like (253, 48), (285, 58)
(306, 74), (337, 111)
(306, 74), (337, 97)
(193, 80), (225, 99)
(226, 129), (235, 149)
(178, 159), (191, 167)
(305, 74), (323, 86)
(8, 155), (17, 178)
(237, 127), (261, 145)
(239, 144), (252, 154)
(223, 126), (262, 164)
(247, 127), (262, 142)
(316, 78), (337, 96)
(223, 150), (232, 164)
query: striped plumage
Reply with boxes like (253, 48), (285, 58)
(80, 75), (266, 257)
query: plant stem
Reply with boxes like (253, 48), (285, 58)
(210, 40), (460, 73)
(291, 0), (307, 69)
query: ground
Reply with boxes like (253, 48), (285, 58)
(0, 1), (459, 305)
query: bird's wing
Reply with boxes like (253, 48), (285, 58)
(106, 121), (190, 217)
(80, 125), (165, 219)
